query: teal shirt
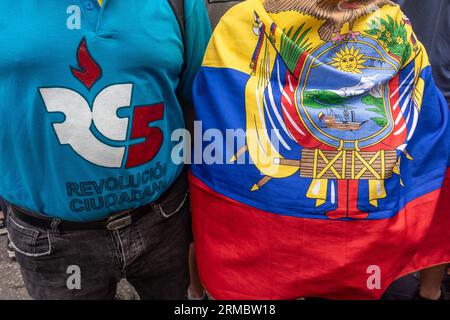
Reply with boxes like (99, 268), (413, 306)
(0, 0), (211, 221)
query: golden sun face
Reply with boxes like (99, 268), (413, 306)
(331, 46), (367, 74)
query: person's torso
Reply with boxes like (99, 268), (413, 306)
(0, 0), (186, 221)
(192, 0), (447, 220)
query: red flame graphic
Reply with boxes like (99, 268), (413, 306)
(70, 38), (102, 90)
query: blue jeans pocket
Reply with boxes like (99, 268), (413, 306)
(154, 172), (189, 219)
(7, 211), (52, 257)
(155, 192), (188, 219)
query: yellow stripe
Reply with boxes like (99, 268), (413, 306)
(98, 0), (103, 6)
(342, 150), (346, 178)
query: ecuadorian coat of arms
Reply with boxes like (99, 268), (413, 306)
(229, 0), (425, 219)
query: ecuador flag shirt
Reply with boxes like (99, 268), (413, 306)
(191, 0), (450, 299)
(0, 0), (211, 221)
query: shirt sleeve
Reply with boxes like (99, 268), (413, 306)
(177, 0), (212, 105)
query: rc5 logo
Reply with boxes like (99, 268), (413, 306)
(39, 38), (164, 168)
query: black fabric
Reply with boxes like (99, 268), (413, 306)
(168, 0), (190, 113)
(382, 274), (420, 300)
(10, 204), (149, 231)
(205, 0), (243, 29)
(395, 0), (450, 106)
(8, 192), (190, 299)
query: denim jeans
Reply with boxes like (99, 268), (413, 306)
(7, 174), (190, 300)
(0, 196), (7, 227)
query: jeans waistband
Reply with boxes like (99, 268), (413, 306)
(9, 169), (188, 231)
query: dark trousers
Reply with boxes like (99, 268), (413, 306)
(7, 176), (191, 300)
(0, 196), (7, 226)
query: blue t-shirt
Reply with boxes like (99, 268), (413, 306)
(0, 0), (211, 221)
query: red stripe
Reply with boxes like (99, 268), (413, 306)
(365, 73), (406, 151)
(325, 180), (368, 220)
(401, 168), (450, 276)
(281, 53), (330, 150)
(190, 172), (449, 300)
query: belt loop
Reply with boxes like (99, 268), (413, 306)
(51, 218), (61, 234)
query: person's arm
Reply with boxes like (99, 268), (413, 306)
(178, 0), (212, 107)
